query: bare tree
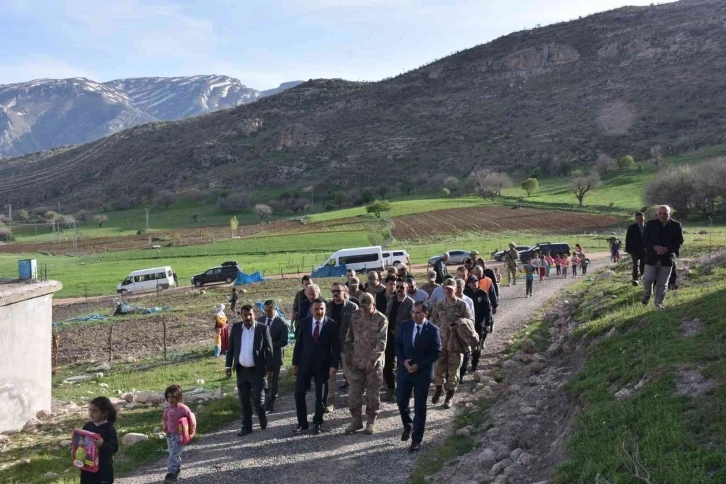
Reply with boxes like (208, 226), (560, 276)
(443, 176), (460, 193)
(594, 153), (617, 175)
(569, 171), (601, 207)
(93, 214), (109, 227)
(254, 204), (272, 223)
(468, 169), (513, 199)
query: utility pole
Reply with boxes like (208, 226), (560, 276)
(145, 209), (150, 232)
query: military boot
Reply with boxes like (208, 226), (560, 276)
(431, 386), (443, 405)
(364, 415), (377, 435)
(345, 415), (364, 435)
(442, 390), (455, 409)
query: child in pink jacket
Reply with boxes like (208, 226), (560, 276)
(163, 385), (196, 482)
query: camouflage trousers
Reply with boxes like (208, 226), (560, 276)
(348, 365), (383, 417)
(433, 349), (464, 392)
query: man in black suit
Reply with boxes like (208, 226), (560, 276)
(642, 205), (683, 309)
(625, 211), (647, 286)
(225, 305), (274, 436)
(395, 301), (441, 452)
(258, 300), (289, 413)
(292, 298), (340, 435)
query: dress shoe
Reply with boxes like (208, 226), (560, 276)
(312, 423), (322, 435)
(632, 280), (640, 287)
(431, 386), (443, 405)
(401, 426), (412, 442)
(237, 428), (252, 437)
(292, 424), (309, 434)
(259, 416), (268, 430)
(409, 441), (421, 452)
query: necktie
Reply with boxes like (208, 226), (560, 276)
(313, 321), (320, 343)
(266, 318), (271, 326)
(414, 325), (421, 344)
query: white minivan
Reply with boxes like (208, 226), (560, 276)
(116, 266), (176, 295)
(317, 246), (386, 273)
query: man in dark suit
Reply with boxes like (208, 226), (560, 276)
(433, 252), (449, 284)
(626, 211), (647, 286)
(642, 205), (684, 309)
(396, 301), (441, 452)
(383, 279), (415, 401)
(225, 305), (274, 436)
(292, 298), (340, 435)
(258, 300), (289, 413)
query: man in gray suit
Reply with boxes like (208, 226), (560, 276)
(259, 300), (289, 413)
(326, 282), (359, 405)
(383, 278), (414, 401)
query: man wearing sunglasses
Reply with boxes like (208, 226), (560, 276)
(383, 279), (414, 402)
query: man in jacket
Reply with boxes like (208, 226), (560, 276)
(326, 282), (359, 401)
(472, 265), (498, 313)
(642, 205), (684, 309)
(291, 275), (313, 333)
(291, 299), (339, 435)
(626, 211), (647, 286)
(504, 242), (519, 286)
(430, 279), (473, 409)
(420, 270), (440, 296)
(462, 275), (493, 376)
(433, 252), (449, 284)
(225, 305), (274, 436)
(383, 279), (415, 401)
(396, 301), (441, 452)
(344, 293), (388, 435)
(258, 301), (289, 413)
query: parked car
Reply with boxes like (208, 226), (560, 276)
(191, 262), (241, 287)
(382, 249), (410, 268)
(428, 249), (472, 266)
(316, 246), (386, 272)
(117, 266), (176, 295)
(518, 242), (572, 262)
(492, 245), (531, 262)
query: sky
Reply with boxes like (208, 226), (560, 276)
(0, 0), (672, 90)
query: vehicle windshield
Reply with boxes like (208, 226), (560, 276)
(122, 277), (132, 285)
(326, 258), (336, 266)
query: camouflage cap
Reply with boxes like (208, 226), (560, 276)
(443, 279), (456, 288)
(359, 292), (374, 308)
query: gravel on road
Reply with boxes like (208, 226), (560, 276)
(117, 257), (609, 484)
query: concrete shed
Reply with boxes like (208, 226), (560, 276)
(0, 279), (62, 433)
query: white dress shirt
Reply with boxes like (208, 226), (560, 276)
(461, 294), (474, 315)
(239, 323), (256, 368)
(428, 286), (445, 307)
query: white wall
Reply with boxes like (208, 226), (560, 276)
(0, 283), (59, 433)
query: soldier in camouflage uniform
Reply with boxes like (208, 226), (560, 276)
(420, 270), (440, 296)
(430, 278), (473, 409)
(344, 292), (388, 435)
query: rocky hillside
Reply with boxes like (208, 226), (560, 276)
(2, 0), (726, 208)
(0, 76), (302, 157)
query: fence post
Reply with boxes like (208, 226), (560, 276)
(163, 320), (168, 360)
(108, 325), (113, 363)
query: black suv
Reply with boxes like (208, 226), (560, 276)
(519, 242), (571, 262)
(191, 261), (241, 287)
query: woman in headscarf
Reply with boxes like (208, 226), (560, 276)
(213, 303), (229, 357)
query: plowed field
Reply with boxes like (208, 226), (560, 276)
(391, 206), (618, 240)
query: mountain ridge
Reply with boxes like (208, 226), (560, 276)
(0, 76), (303, 157)
(2, 0), (725, 211)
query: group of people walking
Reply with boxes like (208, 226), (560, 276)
(215, 250), (500, 456)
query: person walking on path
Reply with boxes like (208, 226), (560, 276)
(504, 242), (519, 286)
(430, 279), (473, 409)
(560, 255), (569, 279)
(462, 275), (493, 375)
(544, 253), (554, 277)
(229, 288), (238, 315)
(395, 301), (442, 452)
(433, 252), (449, 284)
(225, 305), (274, 437)
(291, 276), (313, 333)
(213, 304), (229, 358)
(580, 254), (590, 276)
(472, 265), (498, 314)
(539, 254), (548, 282)
(553, 254), (562, 276)
(258, 301), (289, 413)
(570, 253), (580, 278)
(420, 270), (440, 296)
(344, 293), (388, 435)
(383, 279), (415, 402)
(626, 211), (647, 286)
(476, 258), (500, 301)
(326, 282), (359, 397)
(530, 254), (543, 283)
(291, 299), (339, 435)
(642, 205), (684, 309)
(522, 258), (536, 298)
(405, 276), (430, 303)
(162, 385), (196, 482)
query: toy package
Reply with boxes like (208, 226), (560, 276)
(71, 429), (100, 473)
(178, 416), (191, 446)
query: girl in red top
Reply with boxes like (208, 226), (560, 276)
(163, 385), (197, 481)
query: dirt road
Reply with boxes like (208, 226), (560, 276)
(116, 254), (609, 484)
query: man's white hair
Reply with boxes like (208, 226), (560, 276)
(658, 204), (671, 214)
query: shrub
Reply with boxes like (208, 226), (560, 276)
(366, 200), (392, 218)
(521, 177), (539, 196)
(216, 193), (253, 213)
